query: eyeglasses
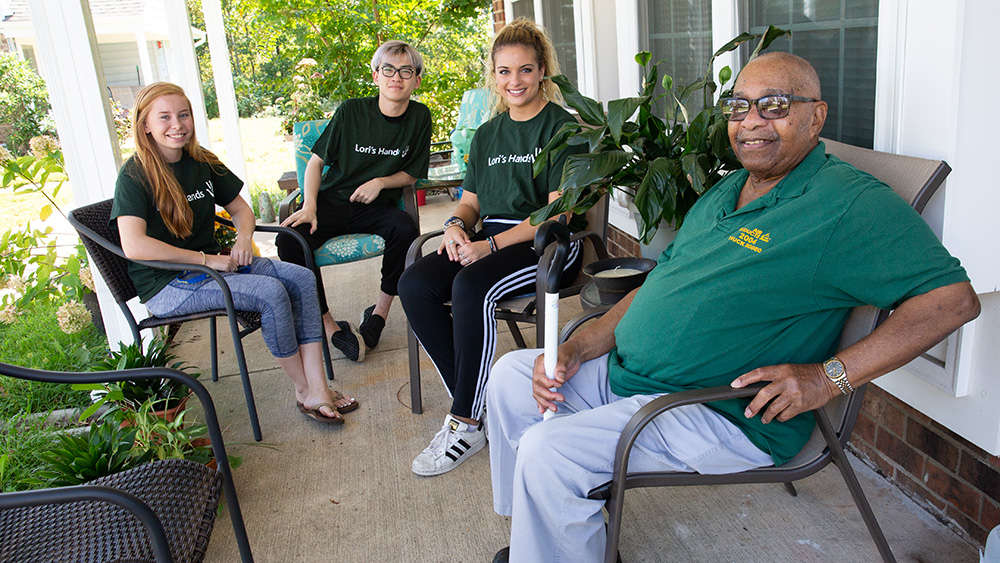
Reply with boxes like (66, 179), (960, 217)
(379, 65), (415, 79)
(720, 94), (819, 121)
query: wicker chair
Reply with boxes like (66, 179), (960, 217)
(68, 199), (335, 442)
(582, 139), (952, 563)
(0, 364), (253, 562)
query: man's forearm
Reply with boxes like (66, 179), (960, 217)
(839, 281), (980, 388)
(565, 289), (637, 362)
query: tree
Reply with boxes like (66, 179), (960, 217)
(0, 54), (55, 156)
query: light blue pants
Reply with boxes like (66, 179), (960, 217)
(146, 257), (323, 358)
(487, 349), (774, 563)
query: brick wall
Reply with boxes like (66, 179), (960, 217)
(851, 385), (1000, 546)
(608, 223), (1000, 548)
(491, 0), (506, 32)
(607, 225), (640, 259)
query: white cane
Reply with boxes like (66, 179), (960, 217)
(534, 217), (571, 421)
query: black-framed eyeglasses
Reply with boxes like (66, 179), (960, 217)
(720, 94), (819, 121)
(379, 65), (414, 79)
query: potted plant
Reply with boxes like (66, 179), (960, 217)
(530, 25), (790, 244)
(74, 337), (200, 422)
(129, 399), (241, 470)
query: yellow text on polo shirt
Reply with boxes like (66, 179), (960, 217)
(729, 227), (770, 253)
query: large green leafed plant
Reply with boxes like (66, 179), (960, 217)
(530, 26), (790, 243)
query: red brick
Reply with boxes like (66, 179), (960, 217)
(924, 460), (982, 518)
(946, 504), (988, 546)
(895, 471), (948, 512)
(906, 418), (960, 472)
(852, 441), (895, 479)
(862, 390), (904, 437)
(982, 498), (1000, 530)
(853, 412), (877, 444)
(876, 428), (925, 477)
(958, 451), (1000, 505)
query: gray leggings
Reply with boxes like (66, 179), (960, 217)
(146, 257), (323, 358)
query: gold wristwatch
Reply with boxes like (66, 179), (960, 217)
(822, 356), (854, 395)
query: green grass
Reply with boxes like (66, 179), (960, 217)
(0, 299), (108, 419)
(0, 415), (56, 492)
(208, 116), (292, 220)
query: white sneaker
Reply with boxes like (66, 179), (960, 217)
(412, 414), (486, 476)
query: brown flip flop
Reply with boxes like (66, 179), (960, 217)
(298, 402), (344, 425)
(331, 390), (359, 413)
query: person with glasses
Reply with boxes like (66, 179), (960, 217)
(485, 52), (979, 563)
(277, 40), (431, 362)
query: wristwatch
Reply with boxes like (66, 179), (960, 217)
(822, 356), (854, 395)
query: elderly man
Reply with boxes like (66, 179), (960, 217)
(486, 52), (981, 563)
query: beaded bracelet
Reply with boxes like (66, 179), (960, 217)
(487, 236), (498, 254)
(444, 216), (466, 231)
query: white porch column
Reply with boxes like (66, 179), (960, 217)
(26, 0), (137, 349)
(202, 0), (248, 190)
(134, 29), (155, 85)
(163, 0), (211, 149)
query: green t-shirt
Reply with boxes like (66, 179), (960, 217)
(464, 102), (585, 229)
(311, 96), (432, 206)
(110, 152), (244, 302)
(608, 142), (969, 465)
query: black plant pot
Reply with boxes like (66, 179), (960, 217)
(583, 257), (657, 305)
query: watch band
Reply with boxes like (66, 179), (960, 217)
(823, 356), (854, 395)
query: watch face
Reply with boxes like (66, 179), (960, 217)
(825, 359), (844, 378)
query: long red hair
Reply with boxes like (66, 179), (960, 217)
(129, 82), (226, 238)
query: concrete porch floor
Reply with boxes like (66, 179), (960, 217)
(168, 191), (978, 562)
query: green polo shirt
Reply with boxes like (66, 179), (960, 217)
(110, 153), (243, 302)
(464, 102), (586, 230)
(311, 96), (432, 207)
(608, 142), (969, 465)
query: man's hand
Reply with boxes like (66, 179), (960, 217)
(731, 363), (838, 424)
(532, 341), (586, 415)
(350, 178), (384, 204)
(280, 204), (318, 234)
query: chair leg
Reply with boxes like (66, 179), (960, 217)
(816, 411), (896, 563)
(210, 317), (219, 382)
(604, 493), (625, 563)
(320, 330), (335, 381)
(223, 316), (263, 443)
(783, 482), (797, 497)
(407, 321), (422, 414)
(507, 320), (527, 349)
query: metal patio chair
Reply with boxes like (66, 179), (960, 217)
(404, 196), (610, 414)
(68, 199), (334, 442)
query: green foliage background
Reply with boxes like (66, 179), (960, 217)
(0, 54), (55, 155)
(187, 0), (491, 141)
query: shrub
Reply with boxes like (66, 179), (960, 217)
(0, 54), (55, 155)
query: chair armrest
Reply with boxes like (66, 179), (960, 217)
(214, 214), (317, 272)
(0, 485), (173, 562)
(606, 382), (768, 499)
(401, 183), (419, 229)
(278, 188), (302, 224)
(570, 229), (610, 261)
(558, 305), (612, 344)
(405, 228), (445, 268)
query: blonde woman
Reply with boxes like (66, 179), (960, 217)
(111, 82), (357, 425)
(398, 19), (583, 476)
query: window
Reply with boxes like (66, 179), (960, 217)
(638, 0), (713, 114)
(506, 0), (579, 89)
(742, 0), (879, 148)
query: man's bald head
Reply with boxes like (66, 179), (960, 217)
(742, 52), (822, 100)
